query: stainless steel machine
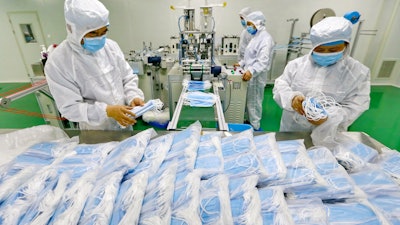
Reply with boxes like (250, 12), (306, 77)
(165, 2), (248, 131)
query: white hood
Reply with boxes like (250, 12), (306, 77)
(239, 7), (252, 20)
(246, 11), (266, 31)
(64, 0), (109, 51)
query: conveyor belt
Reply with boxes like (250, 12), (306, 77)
(167, 82), (228, 131)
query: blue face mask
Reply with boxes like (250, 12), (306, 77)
(82, 35), (106, 53)
(246, 26), (257, 35)
(312, 50), (344, 67)
(241, 19), (246, 27)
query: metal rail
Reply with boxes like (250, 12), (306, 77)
(213, 82), (228, 131)
(167, 86), (187, 130)
(0, 79), (48, 108)
(167, 82), (228, 131)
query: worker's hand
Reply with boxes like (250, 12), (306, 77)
(106, 105), (136, 127)
(130, 98), (145, 107)
(307, 116), (328, 126)
(242, 70), (252, 81)
(233, 63), (240, 67)
(292, 95), (305, 115)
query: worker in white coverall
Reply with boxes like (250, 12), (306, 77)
(45, 0), (145, 130)
(273, 16), (370, 132)
(238, 7), (253, 62)
(235, 11), (275, 130)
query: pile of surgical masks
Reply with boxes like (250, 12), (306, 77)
(0, 121), (399, 224)
(183, 91), (216, 107)
(181, 79), (216, 107)
(182, 80), (212, 92)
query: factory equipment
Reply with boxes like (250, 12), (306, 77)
(127, 42), (171, 105)
(0, 62), (77, 129)
(176, 6), (215, 81)
(166, 1), (249, 131)
(221, 35), (240, 56)
(310, 8), (336, 27)
(284, 9), (336, 65)
(216, 35), (241, 67)
(218, 66), (248, 123)
(284, 9), (372, 65)
(169, 36), (180, 55)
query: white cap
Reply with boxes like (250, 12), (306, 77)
(310, 16), (352, 49)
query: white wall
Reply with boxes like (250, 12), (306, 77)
(1, 0), (399, 85)
(0, 0), (65, 82)
(367, 0), (400, 87)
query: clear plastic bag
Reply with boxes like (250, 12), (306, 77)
(0, 125), (71, 166)
(110, 172), (148, 225)
(99, 128), (156, 177)
(325, 198), (390, 225)
(170, 171), (201, 225)
(286, 146), (358, 200)
(194, 132), (224, 179)
(199, 174), (233, 225)
(269, 140), (327, 190)
(258, 186), (294, 225)
(228, 175), (262, 225)
(221, 129), (268, 178)
(287, 198), (328, 225)
(255, 133), (287, 186)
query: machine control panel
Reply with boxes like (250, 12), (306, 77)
(225, 66), (245, 76)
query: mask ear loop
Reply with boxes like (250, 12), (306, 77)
(302, 97), (327, 121)
(302, 93), (342, 121)
(232, 137), (252, 153)
(235, 154), (258, 174)
(224, 154), (257, 175)
(223, 138), (247, 156)
(295, 205), (327, 223)
(199, 196), (220, 219)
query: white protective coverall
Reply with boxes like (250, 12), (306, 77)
(45, 0), (144, 130)
(273, 17), (370, 132)
(239, 11), (275, 130)
(238, 7), (253, 61)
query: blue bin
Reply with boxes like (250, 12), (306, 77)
(228, 123), (253, 132)
(148, 121), (169, 129)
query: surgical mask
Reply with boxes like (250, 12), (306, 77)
(241, 19), (246, 27)
(312, 50), (344, 67)
(119, 99), (163, 129)
(82, 35), (106, 53)
(246, 26), (257, 35)
(183, 91), (216, 107)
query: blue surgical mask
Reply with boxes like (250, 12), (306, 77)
(246, 26), (257, 35)
(241, 19), (246, 27)
(312, 50), (345, 67)
(82, 35), (106, 53)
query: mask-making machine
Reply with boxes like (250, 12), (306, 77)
(166, 1), (248, 131)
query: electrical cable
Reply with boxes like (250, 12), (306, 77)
(223, 79), (232, 113)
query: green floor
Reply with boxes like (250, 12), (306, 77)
(1, 83), (399, 150)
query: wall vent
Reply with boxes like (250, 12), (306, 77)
(377, 60), (396, 78)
